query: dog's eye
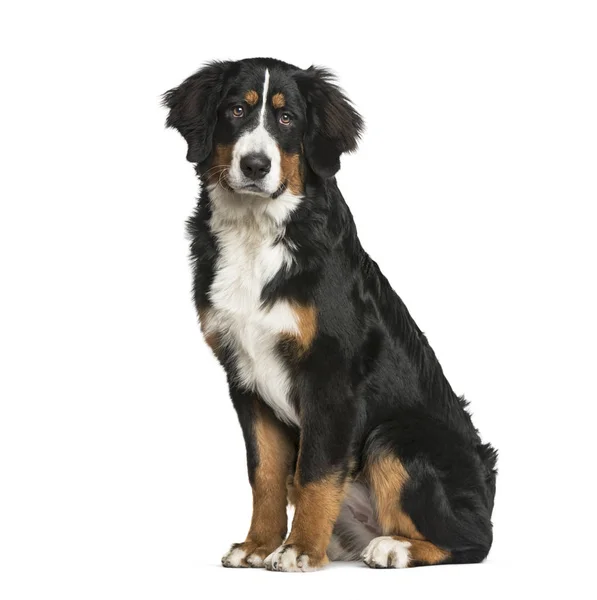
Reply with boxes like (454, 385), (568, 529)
(279, 112), (291, 125)
(232, 105), (245, 118)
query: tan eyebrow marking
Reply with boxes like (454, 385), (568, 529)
(244, 90), (259, 105)
(272, 92), (285, 109)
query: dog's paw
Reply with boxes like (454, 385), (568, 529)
(361, 536), (411, 569)
(221, 542), (276, 568)
(264, 544), (328, 572)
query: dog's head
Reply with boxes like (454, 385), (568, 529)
(163, 58), (363, 198)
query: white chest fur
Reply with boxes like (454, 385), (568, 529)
(203, 193), (302, 427)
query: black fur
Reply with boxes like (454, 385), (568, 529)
(164, 61), (232, 164)
(164, 58), (497, 566)
(295, 67), (363, 178)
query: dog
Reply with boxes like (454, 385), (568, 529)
(163, 57), (497, 572)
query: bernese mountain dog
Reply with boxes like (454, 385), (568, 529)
(163, 57), (497, 572)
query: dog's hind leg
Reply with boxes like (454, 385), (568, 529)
(361, 418), (496, 568)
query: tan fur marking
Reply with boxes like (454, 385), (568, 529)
(279, 303), (317, 355)
(279, 151), (304, 195)
(393, 536), (450, 565)
(366, 454), (425, 539)
(272, 92), (285, 109)
(207, 144), (233, 186)
(198, 307), (219, 355)
(293, 303), (317, 350)
(285, 473), (347, 567)
(237, 401), (295, 564)
(244, 89), (259, 106)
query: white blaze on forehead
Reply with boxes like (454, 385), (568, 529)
(259, 68), (270, 124)
(228, 68), (282, 196)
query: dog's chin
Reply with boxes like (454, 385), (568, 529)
(236, 184), (271, 197)
(225, 180), (279, 199)
(221, 175), (288, 199)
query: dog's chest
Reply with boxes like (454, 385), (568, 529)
(205, 217), (300, 426)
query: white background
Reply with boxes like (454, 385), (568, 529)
(1, 1), (596, 598)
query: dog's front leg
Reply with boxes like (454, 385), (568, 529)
(222, 387), (296, 568)
(264, 366), (355, 572)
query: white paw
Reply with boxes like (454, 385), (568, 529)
(222, 545), (249, 568)
(245, 553), (264, 568)
(361, 536), (411, 569)
(222, 543), (272, 568)
(264, 545), (316, 572)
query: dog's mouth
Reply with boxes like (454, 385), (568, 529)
(239, 183), (262, 193)
(231, 180), (287, 199)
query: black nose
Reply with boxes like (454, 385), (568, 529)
(240, 153), (271, 180)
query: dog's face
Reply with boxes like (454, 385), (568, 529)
(210, 63), (307, 197)
(164, 58), (363, 198)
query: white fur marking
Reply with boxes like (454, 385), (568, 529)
(246, 553), (264, 567)
(221, 544), (266, 568)
(264, 545), (315, 572)
(204, 186), (302, 426)
(362, 536), (411, 569)
(259, 68), (270, 125)
(227, 69), (282, 196)
(222, 546), (248, 568)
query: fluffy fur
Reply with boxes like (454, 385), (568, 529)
(164, 57), (498, 572)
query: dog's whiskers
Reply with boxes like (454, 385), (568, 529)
(202, 164), (230, 178)
(201, 165), (231, 187)
(216, 167), (231, 190)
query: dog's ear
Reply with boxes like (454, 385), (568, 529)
(296, 66), (364, 179)
(162, 61), (230, 164)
